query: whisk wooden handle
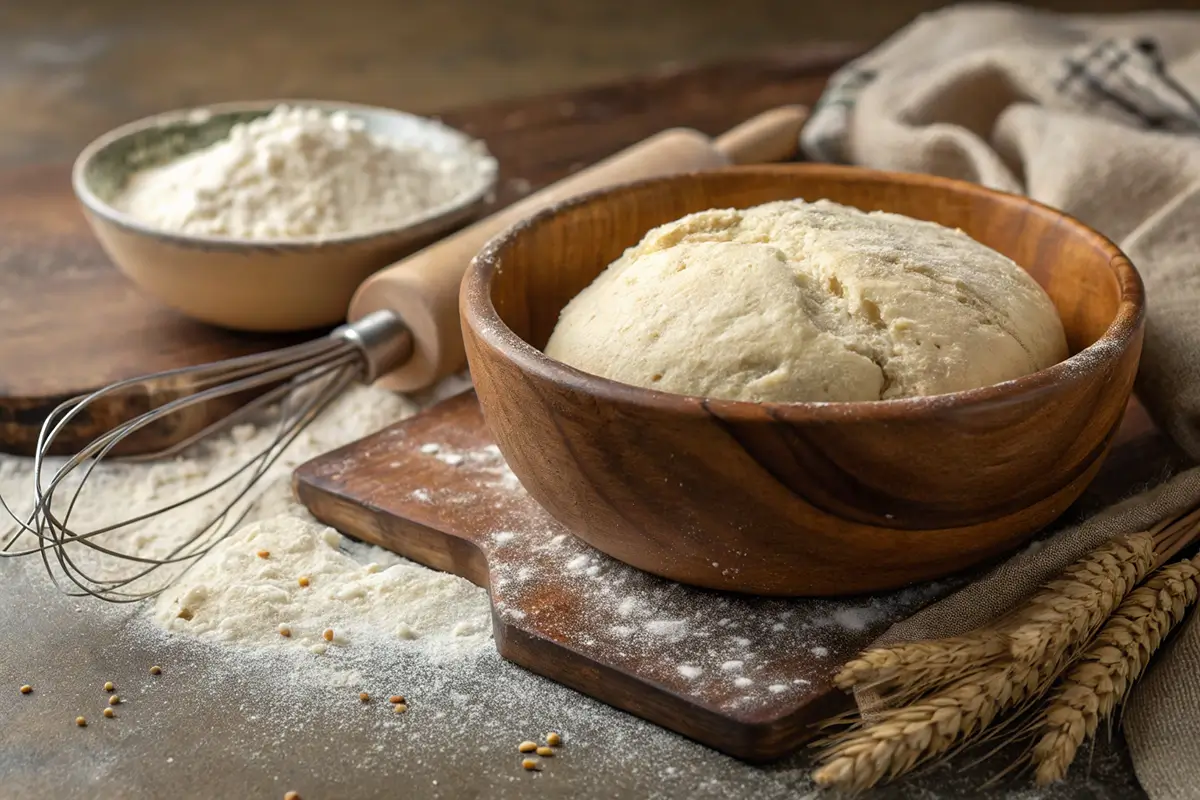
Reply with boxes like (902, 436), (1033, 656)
(348, 105), (810, 392)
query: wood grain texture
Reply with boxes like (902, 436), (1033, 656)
(291, 389), (1178, 764)
(0, 164), (313, 456)
(0, 48), (854, 456)
(293, 389), (962, 762)
(461, 165), (1146, 596)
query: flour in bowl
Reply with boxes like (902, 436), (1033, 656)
(113, 104), (496, 240)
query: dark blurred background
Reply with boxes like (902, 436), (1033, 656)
(3, 0), (1198, 165)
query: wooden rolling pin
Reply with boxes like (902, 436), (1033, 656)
(350, 105), (809, 392)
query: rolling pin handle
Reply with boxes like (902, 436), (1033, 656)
(713, 105), (810, 165)
(352, 105), (811, 393)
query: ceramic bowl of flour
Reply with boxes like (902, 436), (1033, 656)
(461, 164), (1145, 597)
(73, 100), (498, 331)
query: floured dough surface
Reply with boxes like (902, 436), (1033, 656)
(543, 199), (1068, 403)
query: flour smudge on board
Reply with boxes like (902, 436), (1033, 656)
(409, 439), (956, 711)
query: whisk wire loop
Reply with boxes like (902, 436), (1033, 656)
(0, 310), (412, 603)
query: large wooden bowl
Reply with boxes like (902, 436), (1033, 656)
(461, 165), (1144, 596)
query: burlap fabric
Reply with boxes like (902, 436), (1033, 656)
(800, 4), (1200, 797)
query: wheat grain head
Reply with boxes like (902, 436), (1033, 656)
(834, 633), (1008, 695)
(814, 650), (1062, 791)
(1032, 555), (1200, 786)
(1006, 532), (1156, 665)
(835, 533), (1155, 702)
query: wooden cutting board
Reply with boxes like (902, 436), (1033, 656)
(294, 390), (968, 761)
(0, 45), (858, 457)
(292, 389), (1174, 762)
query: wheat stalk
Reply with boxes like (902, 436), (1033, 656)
(1005, 532), (1156, 664)
(834, 632), (1008, 694)
(814, 655), (1056, 791)
(815, 533), (1160, 791)
(1150, 505), (1200, 566)
(834, 533), (1156, 698)
(815, 506), (1200, 792)
(1031, 555), (1200, 786)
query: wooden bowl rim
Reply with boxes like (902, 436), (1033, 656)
(464, 164), (1145, 421)
(71, 98), (498, 252)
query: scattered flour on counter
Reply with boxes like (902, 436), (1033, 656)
(2, 377), (494, 660)
(2, 370), (958, 784)
(153, 514), (491, 659)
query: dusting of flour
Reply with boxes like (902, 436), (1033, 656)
(1, 377), (492, 660)
(153, 514), (491, 658)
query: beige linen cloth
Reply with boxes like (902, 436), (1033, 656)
(800, 4), (1200, 797)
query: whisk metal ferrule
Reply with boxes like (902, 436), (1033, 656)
(332, 310), (415, 384)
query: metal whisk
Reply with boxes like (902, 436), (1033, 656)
(0, 310), (413, 603)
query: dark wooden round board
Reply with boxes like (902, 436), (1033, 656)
(0, 164), (312, 456)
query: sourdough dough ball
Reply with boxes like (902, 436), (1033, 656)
(543, 199), (1068, 402)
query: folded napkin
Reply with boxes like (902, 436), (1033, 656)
(801, 4), (1200, 797)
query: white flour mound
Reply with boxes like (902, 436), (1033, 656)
(114, 104), (495, 240)
(154, 514), (491, 659)
(1, 378), (492, 660)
